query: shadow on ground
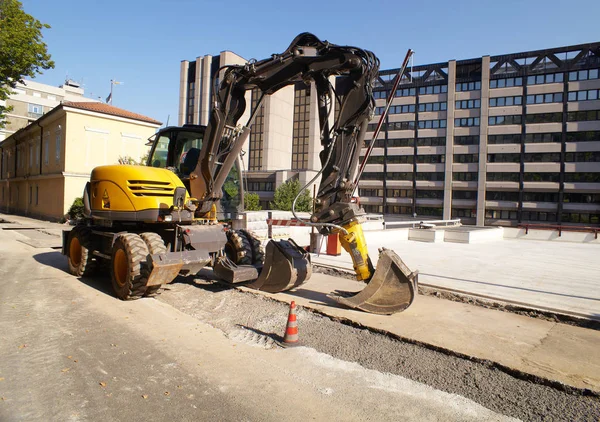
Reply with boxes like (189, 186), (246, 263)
(33, 250), (115, 297)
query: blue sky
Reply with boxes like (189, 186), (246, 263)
(22, 0), (600, 126)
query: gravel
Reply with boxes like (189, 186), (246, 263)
(158, 277), (600, 422)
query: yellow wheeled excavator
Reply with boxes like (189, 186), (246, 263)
(62, 32), (417, 315)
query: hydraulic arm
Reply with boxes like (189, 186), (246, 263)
(193, 33), (417, 314)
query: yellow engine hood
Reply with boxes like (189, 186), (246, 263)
(89, 165), (187, 213)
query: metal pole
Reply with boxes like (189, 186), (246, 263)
(353, 49), (414, 192)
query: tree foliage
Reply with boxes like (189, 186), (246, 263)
(0, 0), (55, 127)
(67, 197), (85, 220)
(270, 179), (312, 212)
(244, 192), (262, 211)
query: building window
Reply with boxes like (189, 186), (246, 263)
(186, 81), (195, 124)
(455, 99), (481, 109)
(292, 85), (310, 170)
(246, 181), (274, 191)
(453, 172), (478, 181)
(490, 96), (523, 107)
(526, 93), (563, 104)
(564, 173), (600, 183)
(526, 113), (562, 124)
(384, 172), (413, 181)
(418, 85), (448, 95)
(359, 188), (384, 197)
(35, 186), (39, 205)
(568, 68), (599, 82)
(415, 206), (443, 217)
(563, 193), (600, 204)
(486, 191), (519, 201)
(249, 89), (264, 171)
(452, 208), (477, 218)
(369, 121), (416, 131)
(488, 115), (521, 126)
(524, 133), (561, 143)
(395, 88), (417, 98)
(416, 190), (443, 199)
(417, 119), (446, 129)
(416, 137), (445, 146)
(522, 192), (558, 202)
(415, 172), (445, 181)
(523, 173), (560, 182)
(375, 138), (414, 147)
(28, 103), (43, 118)
(561, 212), (600, 224)
(566, 131), (600, 142)
(374, 90), (389, 99)
(487, 153), (520, 163)
(363, 205), (383, 213)
(55, 126), (62, 162)
(523, 153), (561, 162)
(454, 136), (479, 145)
(490, 77), (523, 89)
(488, 134), (521, 144)
(526, 73), (564, 85)
(368, 155), (414, 164)
(386, 205), (412, 215)
(44, 133), (49, 165)
(416, 154), (445, 164)
(375, 104), (416, 115)
(568, 89), (600, 102)
(453, 190), (477, 200)
(385, 189), (413, 198)
(455, 81), (481, 92)
(486, 172), (520, 182)
(566, 110), (600, 122)
(453, 153), (478, 163)
(565, 152), (600, 162)
(417, 102), (447, 112)
(454, 117), (480, 127)
(29, 144), (33, 168)
(29, 186), (32, 204)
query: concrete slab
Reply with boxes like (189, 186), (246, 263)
(241, 272), (600, 393)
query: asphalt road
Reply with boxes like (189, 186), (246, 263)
(0, 228), (513, 422)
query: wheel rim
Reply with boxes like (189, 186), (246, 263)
(70, 236), (82, 266)
(113, 249), (128, 287)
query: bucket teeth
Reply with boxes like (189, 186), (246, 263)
(335, 248), (417, 315)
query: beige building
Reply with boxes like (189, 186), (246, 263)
(180, 41), (600, 226)
(0, 79), (99, 142)
(0, 102), (161, 220)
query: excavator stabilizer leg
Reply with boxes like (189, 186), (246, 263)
(248, 238), (312, 293)
(335, 248), (417, 315)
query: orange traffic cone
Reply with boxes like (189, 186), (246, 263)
(282, 301), (299, 347)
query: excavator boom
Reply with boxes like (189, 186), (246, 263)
(194, 33), (417, 315)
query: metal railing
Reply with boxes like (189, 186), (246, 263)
(384, 219), (462, 229)
(518, 223), (599, 239)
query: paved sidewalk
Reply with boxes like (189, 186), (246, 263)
(241, 273), (600, 393)
(312, 229), (600, 318)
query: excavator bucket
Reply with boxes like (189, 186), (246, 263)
(249, 238), (312, 293)
(335, 248), (417, 315)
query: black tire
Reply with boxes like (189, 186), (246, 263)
(225, 229), (252, 265)
(139, 232), (167, 297)
(67, 226), (96, 276)
(240, 229), (264, 265)
(110, 233), (149, 300)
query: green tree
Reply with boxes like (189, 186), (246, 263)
(0, 0), (55, 127)
(270, 179), (312, 212)
(244, 192), (262, 211)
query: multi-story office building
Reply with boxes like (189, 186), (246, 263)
(180, 42), (600, 226)
(0, 79), (98, 142)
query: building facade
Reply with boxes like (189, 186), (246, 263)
(180, 42), (600, 226)
(0, 79), (99, 142)
(0, 102), (161, 220)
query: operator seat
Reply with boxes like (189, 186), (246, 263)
(180, 148), (201, 176)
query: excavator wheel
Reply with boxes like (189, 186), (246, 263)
(240, 229), (264, 265)
(224, 229), (253, 266)
(67, 226), (97, 277)
(140, 232), (167, 297)
(110, 233), (149, 300)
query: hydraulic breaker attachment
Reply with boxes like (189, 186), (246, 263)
(249, 238), (312, 293)
(335, 248), (418, 315)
